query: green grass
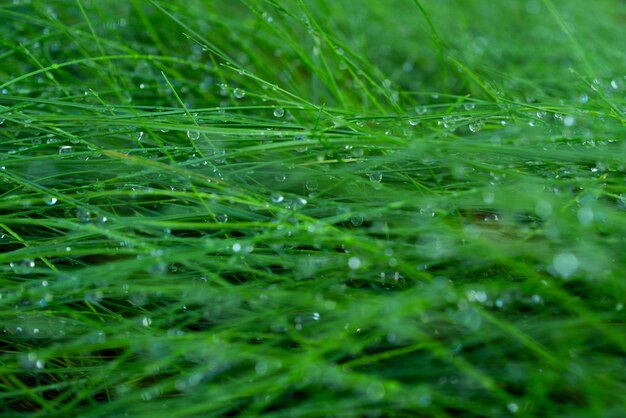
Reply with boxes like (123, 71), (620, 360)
(1, 0), (625, 416)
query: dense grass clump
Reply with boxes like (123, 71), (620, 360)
(1, 0), (625, 416)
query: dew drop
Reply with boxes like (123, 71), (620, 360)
(58, 145), (73, 154)
(44, 195), (58, 206)
(535, 200), (552, 218)
(366, 382), (385, 401)
(463, 103), (475, 111)
(215, 213), (228, 223)
(255, 361), (268, 375)
(563, 115), (575, 127)
(348, 257), (361, 270)
(76, 209), (92, 223)
(350, 215), (364, 226)
(292, 197), (307, 209)
(577, 206), (593, 225)
(368, 171), (382, 183)
(469, 120), (484, 133)
(553, 252), (578, 278)
(273, 108), (285, 118)
(305, 180), (318, 191)
(187, 130), (200, 140)
(233, 88), (245, 99)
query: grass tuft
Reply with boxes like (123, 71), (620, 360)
(1, 0), (625, 416)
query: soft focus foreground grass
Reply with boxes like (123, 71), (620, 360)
(0, 0), (625, 416)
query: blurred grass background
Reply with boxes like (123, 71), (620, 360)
(0, 0), (625, 416)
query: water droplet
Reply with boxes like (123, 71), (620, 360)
(187, 130), (200, 140)
(21, 352), (45, 370)
(467, 290), (488, 303)
(577, 206), (593, 225)
(262, 12), (273, 23)
(232, 242), (241, 252)
(270, 193), (284, 203)
(536, 110), (547, 119)
(579, 94), (589, 104)
(142, 317), (152, 327)
(58, 145), (73, 154)
(507, 403), (519, 414)
(44, 195), (58, 205)
(368, 171), (382, 183)
(553, 252), (578, 278)
(10, 259), (36, 274)
(255, 361), (268, 375)
(215, 213), (228, 223)
(292, 197), (307, 209)
(350, 215), (364, 226)
(305, 180), (318, 191)
(233, 88), (245, 99)
(408, 119), (420, 126)
(463, 103), (475, 111)
(469, 120), (484, 133)
(76, 209), (93, 223)
(273, 108), (285, 118)
(366, 382), (385, 401)
(563, 115), (575, 127)
(348, 257), (361, 270)
(274, 173), (286, 182)
(535, 200), (552, 218)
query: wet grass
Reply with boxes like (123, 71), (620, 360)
(1, 0), (625, 416)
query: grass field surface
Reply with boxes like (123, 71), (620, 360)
(1, 0), (625, 416)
